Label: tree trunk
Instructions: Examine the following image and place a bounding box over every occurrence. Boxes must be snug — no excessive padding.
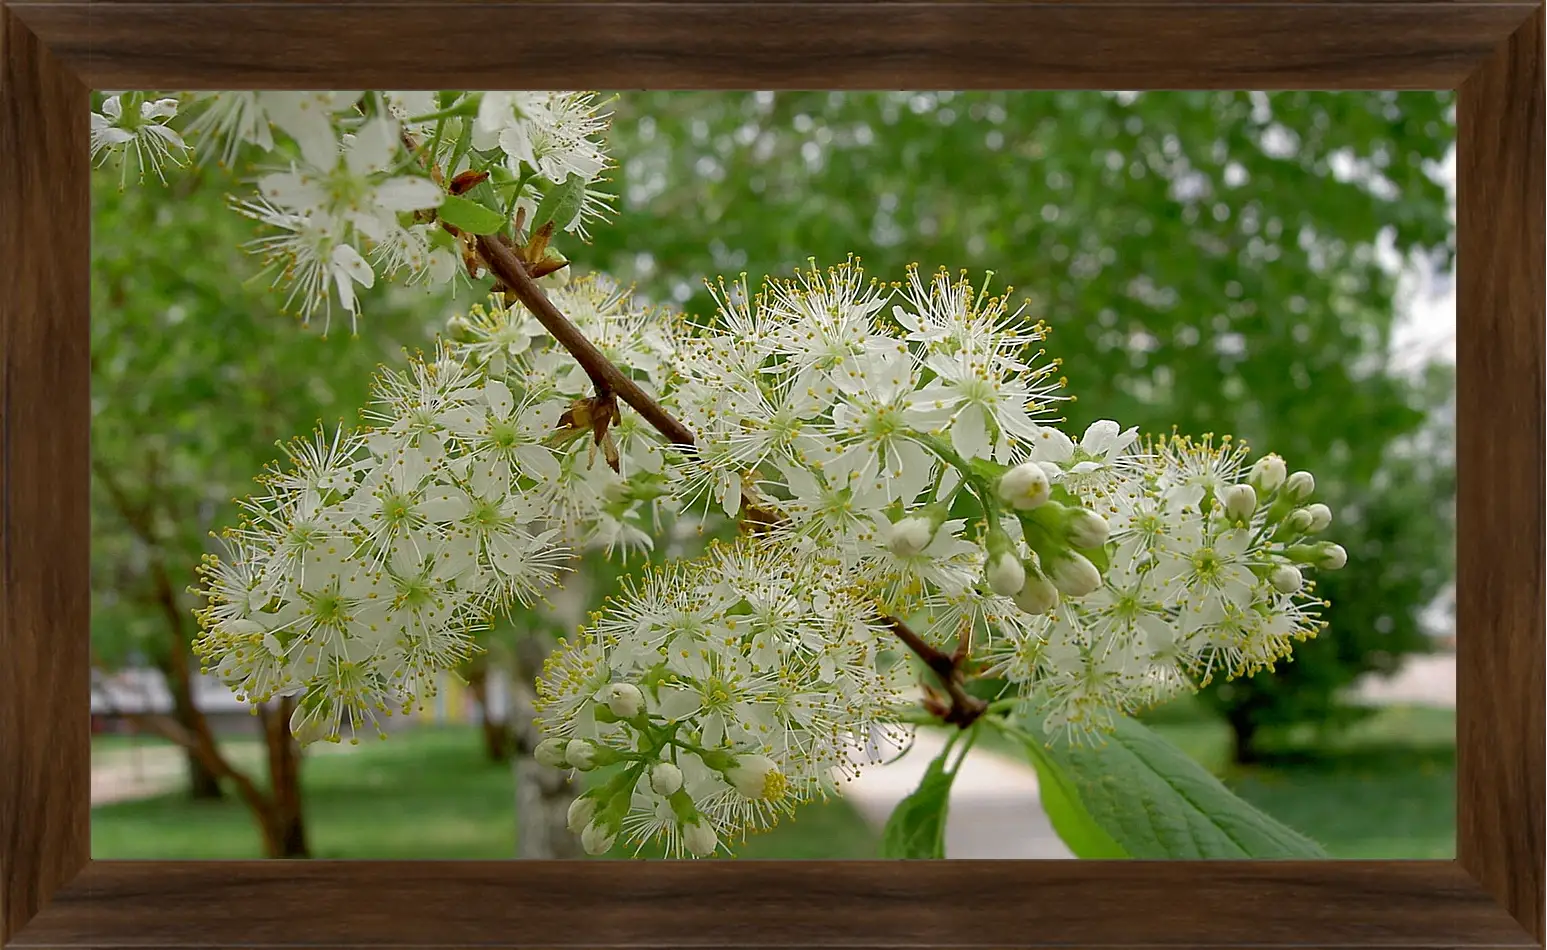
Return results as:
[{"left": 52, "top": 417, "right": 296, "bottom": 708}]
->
[
  {"left": 159, "top": 655, "right": 225, "bottom": 800},
  {"left": 465, "top": 658, "right": 512, "bottom": 763},
  {"left": 259, "top": 697, "right": 310, "bottom": 858},
  {"left": 510, "top": 634, "right": 582, "bottom": 858},
  {"left": 1226, "top": 704, "right": 1262, "bottom": 765}
]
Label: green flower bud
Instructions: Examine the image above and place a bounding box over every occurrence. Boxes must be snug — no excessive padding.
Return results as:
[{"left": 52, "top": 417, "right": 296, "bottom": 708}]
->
[
  {"left": 1221, "top": 484, "right": 1258, "bottom": 522},
  {"left": 533, "top": 737, "right": 570, "bottom": 768},
  {"left": 598, "top": 681, "right": 645, "bottom": 719},
  {"left": 1048, "top": 552, "right": 1102, "bottom": 598},
  {"left": 650, "top": 761, "right": 684, "bottom": 796},
  {"left": 997, "top": 462, "right": 1052, "bottom": 510},
  {"left": 567, "top": 795, "right": 598, "bottom": 834},
  {"left": 1064, "top": 508, "right": 1110, "bottom": 549},
  {"left": 1305, "top": 503, "right": 1333, "bottom": 533},
  {"left": 1284, "top": 471, "right": 1315, "bottom": 501},
  {"left": 682, "top": 816, "right": 719, "bottom": 857},
  {"left": 985, "top": 551, "right": 1027, "bottom": 596},
  {"left": 1269, "top": 564, "right": 1304, "bottom": 594},
  {"left": 1249, "top": 454, "right": 1287, "bottom": 494},
  {"left": 1012, "top": 570, "right": 1060, "bottom": 614},
  {"left": 565, "top": 738, "right": 619, "bottom": 771},
  {"left": 580, "top": 820, "right": 616, "bottom": 855}
]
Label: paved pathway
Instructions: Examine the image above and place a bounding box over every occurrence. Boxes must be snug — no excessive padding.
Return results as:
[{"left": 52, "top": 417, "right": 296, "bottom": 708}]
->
[
  {"left": 843, "top": 729, "right": 1075, "bottom": 859},
  {"left": 91, "top": 740, "right": 358, "bottom": 806},
  {"left": 1348, "top": 652, "right": 1456, "bottom": 707}
]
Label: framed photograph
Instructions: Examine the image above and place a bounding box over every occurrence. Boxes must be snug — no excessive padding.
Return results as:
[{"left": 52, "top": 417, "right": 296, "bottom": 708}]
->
[{"left": 2, "top": 2, "right": 1540, "bottom": 947}]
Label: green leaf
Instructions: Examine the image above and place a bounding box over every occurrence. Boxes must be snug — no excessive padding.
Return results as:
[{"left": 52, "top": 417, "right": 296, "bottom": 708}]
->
[
  {"left": 880, "top": 743, "right": 958, "bottom": 858},
  {"left": 1077, "top": 541, "right": 1110, "bottom": 573},
  {"left": 1019, "top": 708, "right": 1328, "bottom": 858},
  {"left": 531, "top": 174, "right": 587, "bottom": 234},
  {"left": 438, "top": 193, "right": 507, "bottom": 236},
  {"left": 1015, "top": 731, "right": 1129, "bottom": 858}
]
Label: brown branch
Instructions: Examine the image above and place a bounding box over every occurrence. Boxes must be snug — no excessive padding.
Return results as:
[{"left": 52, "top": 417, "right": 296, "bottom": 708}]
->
[
  {"left": 474, "top": 234, "right": 697, "bottom": 446},
  {"left": 883, "top": 615, "right": 987, "bottom": 730},
  {"left": 395, "top": 123, "right": 694, "bottom": 448},
  {"left": 92, "top": 455, "right": 158, "bottom": 546}
]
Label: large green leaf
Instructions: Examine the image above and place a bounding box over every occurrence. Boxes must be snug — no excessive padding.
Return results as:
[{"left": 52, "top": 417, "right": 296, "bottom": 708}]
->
[
  {"left": 437, "top": 193, "right": 507, "bottom": 235},
  {"left": 880, "top": 742, "right": 959, "bottom": 858},
  {"left": 1016, "top": 732, "right": 1129, "bottom": 858},
  {"left": 531, "top": 174, "right": 588, "bottom": 234},
  {"left": 1019, "top": 710, "right": 1328, "bottom": 859}
]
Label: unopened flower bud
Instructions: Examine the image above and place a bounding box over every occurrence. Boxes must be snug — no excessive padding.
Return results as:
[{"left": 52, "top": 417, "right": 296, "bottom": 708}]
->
[
  {"left": 1286, "top": 508, "right": 1315, "bottom": 533},
  {"left": 1064, "top": 508, "right": 1110, "bottom": 549},
  {"left": 1012, "top": 571, "right": 1060, "bottom": 614},
  {"left": 681, "top": 817, "right": 719, "bottom": 857},
  {"left": 1305, "top": 503, "right": 1333, "bottom": 533},
  {"left": 985, "top": 551, "right": 1027, "bottom": 596},
  {"left": 722, "top": 754, "right": 788, "bottom": 801},
  {"left": 888, "top": 515, "right": 936, "bottom": 556},
  {"left": 1317, "top": 542, "right": 1347, "bottom": 570},
  {"left": 565, "top": 738, "right": 602, "bottom": 771},
  {"left": 650, "top": 762, "right": 684, "bottom": 797},
  {"left": 598, "top": 682, "right": 645, "bottom": 719},
  {"left": 567, "top": 795, "right": 598, "bottom": 834},
  {"left": 580, "top": 820, "right": 616, "bottom": 855},
  {"left": 1221, "top": 484, "right": 1258, "bottom": 522},
  {"left": 1049, "top": 553, "right": 1103, "bottom": 598},
  {"left": 1284, "top": 471, "right": 1315, "bottom": 501},
  {"left": 1269, "top": 564, "right": 1304, "bottom": 594},
  {"left": 534, "top": 737, "right": 570, "bottom": 768},
  {"left": 1250, "top": 454, "right": 1287, "bottom": 494},
  {"left": 997, "top": 462, "right": 1051, "bottom": 511}
]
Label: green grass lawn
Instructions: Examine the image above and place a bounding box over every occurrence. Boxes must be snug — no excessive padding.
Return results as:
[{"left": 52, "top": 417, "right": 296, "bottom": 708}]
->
[
  {"left": 93, "top": 700, "right": 1454, "bottom": 860},
  {"left": 972, "top": 698, "right": 1455, "bottom": 859},
  {"left": 1138, "top": 699, "right": 1455, "bottom": 859},
  {"left": 91, "top": 726, "right": 880, "bottom": 860}
]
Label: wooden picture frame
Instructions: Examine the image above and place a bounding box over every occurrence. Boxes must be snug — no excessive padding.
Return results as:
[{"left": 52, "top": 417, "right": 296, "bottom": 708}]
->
[{"left": 2, "top": 1, "right": 1541, "bottom": 947}]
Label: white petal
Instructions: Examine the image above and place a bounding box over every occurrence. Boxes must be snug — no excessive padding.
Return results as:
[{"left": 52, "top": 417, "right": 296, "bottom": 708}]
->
[
  {"left": 484, "top": 379, "right": 515, "bottom": 418},
  {"left": 498, "top": 125, "right": 536, "bottom": 167},
  {"left": 141, "top": 97, "right": 180, "bottom": 121},
  {"left": 1081, "top": 420, "right": 1122, "bottom": 455},
  {"left": 374, "top": 176, "right": 444, "bottom": 212},
  {"left": 331, "top": 243, "right": 375, "bottom": 288},
  {"left": 950, "top": 403, "right": 991, "bottom": 460},
  {"left": 1035, "top": 427, "right": 1075, "bottom": 463},
  {"left": 346, "top": 116, "right": 400, "bottom": 177},
  {"left": 143, "top": 124, "right": 187, "bottom": 150}
]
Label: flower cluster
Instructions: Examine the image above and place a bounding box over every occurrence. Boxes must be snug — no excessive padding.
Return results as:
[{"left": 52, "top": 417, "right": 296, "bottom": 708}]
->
[
  {"left": 193, "top": 278, "right": 675, "bottom": 743},
  {"left": 532, "top": 535, "right": 910, "bottom": 857},
  {"left": 102, "top": 90, "right": 616, "bottom": 334},
  {"left": 974, "top": 432, "right": 1344, "bottom": 738},
  {"left": 664, "top": 259, "right": 1068, "bottom": 615}
]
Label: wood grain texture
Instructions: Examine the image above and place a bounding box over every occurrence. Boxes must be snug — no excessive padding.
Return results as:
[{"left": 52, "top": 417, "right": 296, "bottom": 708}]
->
[
  {"left": 1456, "top": 6, "right": 1547, "bottom": 946},
  {"left": 7, "top": 860, "right": 1540, "bottom": 948},
  {"left": 4, "top": 1, "right": 1538, "bottom": 90},
  {"left": 0, "top": 5, "right": 91, "bottom": 947}
]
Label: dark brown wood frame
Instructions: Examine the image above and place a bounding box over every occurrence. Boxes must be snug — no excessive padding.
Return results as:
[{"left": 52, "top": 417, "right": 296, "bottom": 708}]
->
[{"left": 2, "top": 2, "right": 1541, "bottom": 947}]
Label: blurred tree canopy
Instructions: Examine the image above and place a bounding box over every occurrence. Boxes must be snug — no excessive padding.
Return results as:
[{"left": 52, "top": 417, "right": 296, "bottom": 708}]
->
[
  {"left": 582, "top": 91, "right": 1457, "bottom": 760},
  {"left": 91, "top": 162, "right": 440, "bottom": 844},
  {"left": 91, "top": 92, "right": 1457, "bottom": 773}
]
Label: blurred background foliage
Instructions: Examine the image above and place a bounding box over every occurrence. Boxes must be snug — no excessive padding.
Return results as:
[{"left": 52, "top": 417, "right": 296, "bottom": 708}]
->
[{"left": 90, "top": 91, "right": 1456, "bottom": 858}]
